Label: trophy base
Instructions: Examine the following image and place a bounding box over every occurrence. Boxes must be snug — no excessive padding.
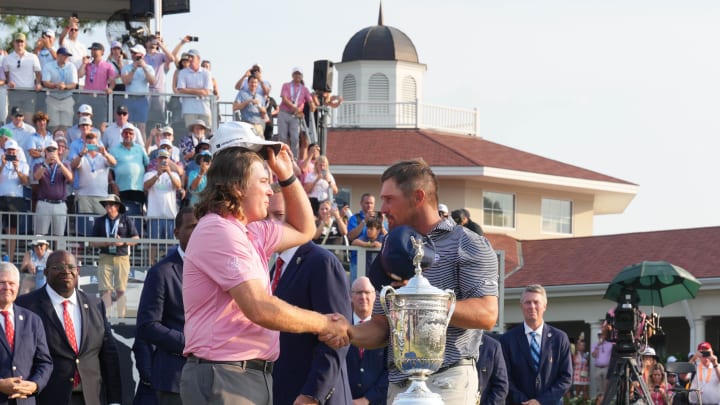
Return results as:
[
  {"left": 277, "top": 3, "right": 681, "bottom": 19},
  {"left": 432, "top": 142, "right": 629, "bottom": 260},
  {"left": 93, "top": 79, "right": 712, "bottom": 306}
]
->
[{"left": 392, "top": 380, "right": 444, "bottom": 405}]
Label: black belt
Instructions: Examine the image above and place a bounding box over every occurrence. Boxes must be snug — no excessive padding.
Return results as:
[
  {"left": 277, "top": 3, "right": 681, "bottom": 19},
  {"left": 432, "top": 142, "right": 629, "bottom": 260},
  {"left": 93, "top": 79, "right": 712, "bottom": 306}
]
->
[
  {"left": 187, "top": 355, "right": 273, "bottom": 373},
  {"left": 436, "top": 358, "right": 475, "bottom": 375},
  {"left": 41, "top": 199, "right": 64, "bottom": 204}
]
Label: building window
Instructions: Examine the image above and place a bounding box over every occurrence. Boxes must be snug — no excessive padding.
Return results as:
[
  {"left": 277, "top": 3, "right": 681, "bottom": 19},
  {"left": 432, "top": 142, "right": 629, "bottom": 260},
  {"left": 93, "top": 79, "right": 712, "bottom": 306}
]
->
[
  {"left": 483, "top": 192, "right": 515, "bottom": 228},
  {"left": 400, "top": 75, "right": 417, "bottom": 125},
  {"left": 368, "top": 73, "right": 389, "bottom": 115},
  {"left": 340, "top": 75, "right": 357, "bottom": 124},
  {"left": 342, "top": 74, "right": 357, "bottom": 101},
  {"left": 541, "top": 198, "right": 572, "bottom": 234}
]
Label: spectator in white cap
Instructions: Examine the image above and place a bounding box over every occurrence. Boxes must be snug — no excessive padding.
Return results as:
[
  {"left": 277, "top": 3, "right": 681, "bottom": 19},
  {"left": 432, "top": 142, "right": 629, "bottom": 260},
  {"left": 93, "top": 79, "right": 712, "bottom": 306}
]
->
[
  {"left": 41, "top": 47, "right": 78, "bottom": 128},
  {"left": 34, "top": 29, "right": 57, "bottom": 71},
  {"left": 0, "top": 138, "right": 30, "bottom": 262},
  {"left": 148, "top": 133, "right": 184, "bottom": 177},
  {"left": 19, "top": 237, "right": 52, "bottom": 293},
  {"left": 121, "top": 44, "right": 155, "bottom": 137},
  {"left": 277, "top": 66, "right": 315, "bottom": 158},
  {"left": 438, "top": 203, "right": 449, "bottom": 219},
  {"left": 102, "top": 104, "right": 144, "bottom": 150},
  {"left": 71, "top": 117, "right": 117, "bottom": 216},
  {"left": 143, "top": 148, "right": 182, "bottom": 263},
  {"left": 33, "top": 139, "right": 72, "bottom": 238},
  {"left": 176, "top": 49, "right": 213, "bottom": 128},
  {"left": 66, "top": 103, "right": 101, "bottom": 142}
]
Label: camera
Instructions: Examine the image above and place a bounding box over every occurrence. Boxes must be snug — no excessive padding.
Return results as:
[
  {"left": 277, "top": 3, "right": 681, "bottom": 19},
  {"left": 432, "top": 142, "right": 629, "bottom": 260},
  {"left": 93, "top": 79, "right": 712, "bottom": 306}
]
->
[
  {"left": 702, "top": 350, "right": 711, "bottom": 357},
  {"left": 135, "top": 55, "right": 142, "bottom": 61},
  {"left": 607, "top": 291, "right": 641, "bottom": 355},
  {"left": 185, "top": 35, "right": 198, "bottom": 42},
  {"left": 161, "top": 161, "right": 168, "bottom": 167},
  {"left": 5, "top": 155, "right": 16, "bottom": 162}
]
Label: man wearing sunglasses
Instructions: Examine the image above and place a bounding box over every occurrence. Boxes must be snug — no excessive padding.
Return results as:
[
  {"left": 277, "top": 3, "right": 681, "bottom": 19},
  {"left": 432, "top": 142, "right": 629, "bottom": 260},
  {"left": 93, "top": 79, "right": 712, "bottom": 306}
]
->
[
  {"left": 1, "top": 33, "right": 42, "bottom": 117},
  {"left": 102, "top": 105, "right": 144, "bottom": 150},
  {"left": 58, "top": 16, "right": 87, "bottom": 70}
]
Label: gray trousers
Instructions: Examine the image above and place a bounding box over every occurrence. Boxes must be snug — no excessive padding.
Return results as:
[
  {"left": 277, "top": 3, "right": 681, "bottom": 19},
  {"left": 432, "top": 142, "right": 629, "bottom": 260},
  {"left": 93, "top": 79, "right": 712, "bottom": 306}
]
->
[{"left": 180, "top": 361, "right": 273, "bottom": 405}]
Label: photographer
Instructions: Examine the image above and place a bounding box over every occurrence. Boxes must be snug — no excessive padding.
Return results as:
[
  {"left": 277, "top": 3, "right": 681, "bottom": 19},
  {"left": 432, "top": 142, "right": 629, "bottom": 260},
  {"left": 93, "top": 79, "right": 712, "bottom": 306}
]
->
[
  {"left": 143, "top": 149, "right": 182, "bottom": 264},
  {"left": 121, "top": 44, "right": 156, "bottom": 137},
  {"left": 233, "top": 75, "right": 268, "bottom": 137},
  {"left": 234, "top": 63, "right": 271, "bottom": 98},
  {"left": 33, "top": 140, "right": 73, "bottom": 236},
  {"left": 34, "top": 30, "right": 57, "bottom": 70},
  {"left": 144, "top": 34, "right": 175, "bottom": 129},
  {"left": 58, "top": 15, "right": 87, "bottom": 70},
  {"left": 689, "top": 342, "right": 720, "bottom": 405}
]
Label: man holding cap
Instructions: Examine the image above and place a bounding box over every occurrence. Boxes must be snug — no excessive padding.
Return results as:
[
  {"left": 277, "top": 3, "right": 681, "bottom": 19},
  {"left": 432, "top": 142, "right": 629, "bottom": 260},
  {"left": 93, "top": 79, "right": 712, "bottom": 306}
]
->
[
  {"left": 278, "top": 67, "right": 315, "bottom": 158},
  {"left": 0, "top": 139, "right": 30, "bottom": 262},
  {"left": 344, "top": 158, "right": 500, "bottom": 405},
  {"left": 1, "top": 33, "right": 42, "bottom": 116},
  {"left": 41, "top": 47, "right": 78, "bottom": 128},
  {"left": 689, "top": 342, "right": 720, "bottom": 405},
  {"left": 176, "top": 49, "right": 213, "bottom": 128}
]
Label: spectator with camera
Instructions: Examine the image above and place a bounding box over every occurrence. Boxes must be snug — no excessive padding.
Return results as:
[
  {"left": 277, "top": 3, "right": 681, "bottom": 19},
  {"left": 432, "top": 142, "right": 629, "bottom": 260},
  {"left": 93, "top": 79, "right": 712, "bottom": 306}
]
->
[
  {"left": 108, "top": 40, "right": 127, "bottom": 92},
  {"left": 302, "top": 155, "right": 337, "bottom": 216},
  {"left": 148, "top": 127, "right": 182, "bottom": 168},
  {"left": 34, "top": 29, "right": 57, "bottom": 70},
  {"left": 66, "top": 103, "right": 101, "bottom": 143},
  {"left": 185, "top": 150, "right": 210, "bottom": 207},
  {"left": 313, "top": 200, "right": 347, "bottom": 246},
  {"left": 41, "top": 47, "right": 78, "bottom": 129},
  {"left": 33, "top": 139, "right": 72, "bottom": 238},
  {"left": 144, "top": 34, "right": 176, "bottom": 127},
  {"left": 0, "top": 139, "right": 30, "bottom": 262},
  {"left": 144, "top": 149, "right": 182, "bottom": 263},
  {"left": 277, "top": 67, "right": 315, "bottom": 158},
  {"left": 689, "top": 342, "right": 720, "bottom": 405},
  {"left": 2, "top": 33, "right": 42, "bottom": 116},
  {"left": 647, "top": 363, "right": 670, "bottom": 405},
  {"left": 79, "top": 42, "right": 117, "bottom": 121},
  {"left": 235, "top": 64, "right": 271, "bottom": 99},
  {"left": 58, "top": 15, "right": 87, "bottom": 70},
  {"left": 121, "top": 44, "right": 156, "bottom": 137},
  {"left": 71, "top": 117, "right": 117, "bottom": 215},
  {"left": 234, "top": 75, "right": 268, "bottom": 137}
]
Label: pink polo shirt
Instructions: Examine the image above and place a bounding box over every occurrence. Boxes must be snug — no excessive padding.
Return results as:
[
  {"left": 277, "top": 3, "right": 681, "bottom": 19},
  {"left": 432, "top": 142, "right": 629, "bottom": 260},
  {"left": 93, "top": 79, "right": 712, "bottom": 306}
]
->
[
  {"left": 279, "top": 81, "right": 313, "bottom": 113},
  {"left": 83, "top": 60, "right": 117, "bottom": 91},
  {"left": 182, "top": 213, "right": 283, "bottom": 361}
]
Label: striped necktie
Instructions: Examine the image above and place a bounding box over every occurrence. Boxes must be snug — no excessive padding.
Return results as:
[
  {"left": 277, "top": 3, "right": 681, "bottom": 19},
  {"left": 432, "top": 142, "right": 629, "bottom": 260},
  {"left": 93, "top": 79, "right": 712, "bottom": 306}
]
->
[{"left": 530, "top": 331, "right": 540, "bottom": 371}]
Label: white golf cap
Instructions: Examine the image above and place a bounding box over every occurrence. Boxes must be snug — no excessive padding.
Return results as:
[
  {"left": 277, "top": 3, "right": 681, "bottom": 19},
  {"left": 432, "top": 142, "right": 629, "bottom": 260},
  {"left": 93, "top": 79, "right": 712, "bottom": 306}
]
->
[{"left": 210, "top": 121, "right": 282, "bottom": 156}]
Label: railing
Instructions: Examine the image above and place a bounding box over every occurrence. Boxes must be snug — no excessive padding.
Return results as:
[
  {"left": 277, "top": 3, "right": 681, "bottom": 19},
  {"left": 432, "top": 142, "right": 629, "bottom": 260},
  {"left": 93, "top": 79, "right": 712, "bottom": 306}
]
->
[
  {"left": 3, "top": 88, "right": 219, "bottom": 132},
  {"left": 332, "top": 100, "right": 479, "bottom": 135}
]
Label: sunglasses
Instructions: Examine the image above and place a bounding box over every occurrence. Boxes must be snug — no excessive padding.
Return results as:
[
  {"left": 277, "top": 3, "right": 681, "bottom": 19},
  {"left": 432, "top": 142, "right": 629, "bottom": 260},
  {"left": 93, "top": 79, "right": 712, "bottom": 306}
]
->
[
  {"left": 69, "top": 28, "right": 79, "bottom": 32},
  {"left": 162, "top": 133, "right": 172, "bottom": 137},
  {"left": 117, "top": 111, "right": 128, "bottom": 116},
  {"left": 16, "top": 60, "right": 21, "bottom": 69}
]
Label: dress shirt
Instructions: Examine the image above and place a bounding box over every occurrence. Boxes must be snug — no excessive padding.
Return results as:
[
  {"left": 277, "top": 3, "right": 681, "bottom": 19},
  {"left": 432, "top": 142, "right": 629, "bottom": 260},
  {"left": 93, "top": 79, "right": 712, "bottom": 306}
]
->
[
  {"left": 0, "top": 305, "right": 14, "bottom": 333},
  {"left": 46, "top": 284, "right": 82, "bottom": 347},
  {"left": 524, "top": 322, "right": 544, "bottom": 348}
]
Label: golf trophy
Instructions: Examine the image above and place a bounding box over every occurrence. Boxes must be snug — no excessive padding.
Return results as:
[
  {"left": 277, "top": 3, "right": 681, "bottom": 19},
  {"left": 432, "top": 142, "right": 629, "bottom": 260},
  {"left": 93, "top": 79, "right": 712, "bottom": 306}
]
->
[{"left": 380, "top": 236, "right": 457, "bottom": 405}]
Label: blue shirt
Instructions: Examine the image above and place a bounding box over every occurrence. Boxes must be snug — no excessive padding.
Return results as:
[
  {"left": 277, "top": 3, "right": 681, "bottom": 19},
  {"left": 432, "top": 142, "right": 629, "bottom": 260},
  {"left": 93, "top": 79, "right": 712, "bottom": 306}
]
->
[
  {"left": 186, "top": 169, "right": 207, "bottom": 206},
  {"left": 121, "top": 63, "right": 156, "bottom": 93},
  {"left": 41, "top": 61, "right": 77, "bottom": 99},
  {"left": 236, "top": 89, "right": 265, "bottom": 124},
  {"left": 24, "top": 133, "right": 54, "bottom": 169},
  {"left": 109, "top": 143, "right": 149, "bottom": 192}
]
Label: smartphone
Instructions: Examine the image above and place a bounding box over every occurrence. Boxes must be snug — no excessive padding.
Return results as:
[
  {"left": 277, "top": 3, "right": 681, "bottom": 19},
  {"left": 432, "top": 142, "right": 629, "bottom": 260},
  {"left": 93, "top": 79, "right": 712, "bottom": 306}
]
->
[
  {"left": 87, "top": 144, "right": 98, "bottom": 152},
  {"left": 5, "top": 155, "right": 16, "bottom": 162}
]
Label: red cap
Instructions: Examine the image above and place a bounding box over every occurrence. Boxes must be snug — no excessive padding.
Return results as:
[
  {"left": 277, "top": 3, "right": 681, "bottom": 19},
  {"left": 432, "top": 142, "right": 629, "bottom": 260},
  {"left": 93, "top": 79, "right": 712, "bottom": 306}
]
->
[{"left": 698, "top": 342, "right": 712, "bottom": 351}]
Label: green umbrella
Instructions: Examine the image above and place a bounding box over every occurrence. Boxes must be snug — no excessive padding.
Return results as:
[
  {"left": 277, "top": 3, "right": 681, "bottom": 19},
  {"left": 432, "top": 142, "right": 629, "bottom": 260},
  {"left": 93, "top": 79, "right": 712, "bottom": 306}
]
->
[{"left": 603, "top": 261, "right": 702, "bottom": 307}]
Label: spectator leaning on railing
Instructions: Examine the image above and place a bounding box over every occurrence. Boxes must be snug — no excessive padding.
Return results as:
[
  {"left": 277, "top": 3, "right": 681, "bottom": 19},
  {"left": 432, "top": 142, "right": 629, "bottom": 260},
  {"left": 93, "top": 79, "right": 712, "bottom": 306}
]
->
[
  {"left": 176, "top": 49, "right": 213, "bottom": 127},
  {"left": 1, "top": 33, "right": 42, "bottom": 115},
  {"left": 121, "top": 44, "right": 156, "bottom": 137},
  {"left": 41, "top": 47, "right": 78, "bottom": 129}
]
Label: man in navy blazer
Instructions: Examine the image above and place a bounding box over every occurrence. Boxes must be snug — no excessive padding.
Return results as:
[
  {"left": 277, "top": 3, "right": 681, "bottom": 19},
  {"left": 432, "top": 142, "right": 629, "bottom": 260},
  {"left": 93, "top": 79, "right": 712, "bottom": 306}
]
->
[
  {"left": 15, "top": 250, "right": 122, "bottom": 405},
  {"left": 346, "top": 277, "right": 388, "bottom": 405},
  {"left": 136, "top": 207, "right": 197, "bottom": 405},
  {"left": 0, "top": 263, "right": 53, "bottom": 404},
  {"left": 269, "top": 192, "right": 352, "bottom": 405},
  {"left": 477, "top": 333, "right": 508, "bottom": 405},
  {"left": 500, "top": 285, "right": 572, "bottom": 405}
]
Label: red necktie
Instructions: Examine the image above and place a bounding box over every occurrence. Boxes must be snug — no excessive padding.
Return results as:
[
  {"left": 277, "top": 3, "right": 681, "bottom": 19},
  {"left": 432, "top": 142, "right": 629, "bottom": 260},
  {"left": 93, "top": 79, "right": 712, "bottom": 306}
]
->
[
  {"left": 271, "top": 257, "right": 284, "bottom": 293},
  {"left": 63, "top": 300, "right": 81, "bottom": 387},
  {"left": 1, "top": 311, "right": 13, "bottom": 352},
  {"left": 358, "top": 319, "right": 364, "bottom": 359}
]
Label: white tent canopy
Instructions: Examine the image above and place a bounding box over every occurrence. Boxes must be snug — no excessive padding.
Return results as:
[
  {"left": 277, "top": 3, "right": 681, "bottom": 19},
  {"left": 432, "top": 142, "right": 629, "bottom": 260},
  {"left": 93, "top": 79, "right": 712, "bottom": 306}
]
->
[{"left": 1, "top": 0, "right": 128, "bottom": 20}]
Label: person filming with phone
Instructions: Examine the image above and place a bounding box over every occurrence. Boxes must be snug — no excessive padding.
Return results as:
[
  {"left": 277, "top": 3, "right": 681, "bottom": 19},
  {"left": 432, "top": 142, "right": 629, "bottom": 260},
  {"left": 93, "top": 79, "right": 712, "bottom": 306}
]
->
[{"left": 689, "top": 342, "right": 720, "bottom": 405}]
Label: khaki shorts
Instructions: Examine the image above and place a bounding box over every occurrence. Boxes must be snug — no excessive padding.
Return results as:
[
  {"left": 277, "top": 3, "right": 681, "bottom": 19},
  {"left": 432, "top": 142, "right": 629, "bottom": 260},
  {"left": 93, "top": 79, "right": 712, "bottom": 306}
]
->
[{"left": 97, "top": 254, "right": 130, "bottom": 292}]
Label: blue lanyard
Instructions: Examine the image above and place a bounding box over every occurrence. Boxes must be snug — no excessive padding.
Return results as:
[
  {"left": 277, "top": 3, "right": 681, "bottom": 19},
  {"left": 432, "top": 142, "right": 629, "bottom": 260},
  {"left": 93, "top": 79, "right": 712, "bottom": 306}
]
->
[
  {"left": 105, "top": 217, "right": 119, "bottom": 238},
  {"left": 290, "top": 84, "right": 301, "bottom": 105},
  {"left": 46, "top": 163, "right": 58, "bottom": 184}
]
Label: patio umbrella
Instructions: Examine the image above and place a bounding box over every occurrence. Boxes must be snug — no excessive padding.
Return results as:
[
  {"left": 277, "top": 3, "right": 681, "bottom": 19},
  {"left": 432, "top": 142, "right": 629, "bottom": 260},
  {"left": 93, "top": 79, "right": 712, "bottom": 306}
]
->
[{"left": 603, "top": 261, "right": 702, "bottom": 307}]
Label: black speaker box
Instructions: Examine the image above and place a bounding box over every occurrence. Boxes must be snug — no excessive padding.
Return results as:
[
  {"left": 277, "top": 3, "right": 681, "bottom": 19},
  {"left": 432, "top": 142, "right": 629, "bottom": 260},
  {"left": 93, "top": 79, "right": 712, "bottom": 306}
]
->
[
  {"left": 130, "top": 0, "right": 190, "bottom": 18},
  {"left": 312, "top": 60, "right": 333, "bottom": 93}
]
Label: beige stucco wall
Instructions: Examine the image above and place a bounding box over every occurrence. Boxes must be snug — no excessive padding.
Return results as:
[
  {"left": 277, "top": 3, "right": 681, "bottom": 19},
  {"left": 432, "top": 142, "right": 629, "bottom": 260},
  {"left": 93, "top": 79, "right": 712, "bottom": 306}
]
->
[{"left": 335, "top": 175, "right": 596, "bottom": 239}]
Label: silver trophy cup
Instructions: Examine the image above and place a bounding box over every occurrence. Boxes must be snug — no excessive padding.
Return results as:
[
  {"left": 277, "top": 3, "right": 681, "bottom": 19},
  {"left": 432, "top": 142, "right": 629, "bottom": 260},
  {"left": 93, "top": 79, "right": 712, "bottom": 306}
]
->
[{"left": 380, "top": 236, "right": 457, "bottom": 405}]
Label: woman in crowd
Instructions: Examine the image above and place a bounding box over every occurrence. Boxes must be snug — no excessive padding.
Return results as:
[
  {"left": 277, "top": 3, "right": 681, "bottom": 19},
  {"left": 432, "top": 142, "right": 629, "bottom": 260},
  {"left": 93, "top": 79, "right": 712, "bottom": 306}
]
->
[
  {"left": 572, "top": 338, "right": 590, "bottom": 401},
  {"left": 302, "top": 155, "right": 337, "bottom": 216},
  {"left": 647, "top": 363, "right": 670, "bottom": 405},
  {"left": 312, "top": 200, "right": 347, "bottom": 245}
]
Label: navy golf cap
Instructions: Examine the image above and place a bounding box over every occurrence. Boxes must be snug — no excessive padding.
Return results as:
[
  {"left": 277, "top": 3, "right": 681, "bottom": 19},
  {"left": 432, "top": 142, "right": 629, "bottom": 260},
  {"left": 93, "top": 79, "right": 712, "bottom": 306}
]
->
[{"left": 368, "top": 225, "right": 436, "bottom": 290}]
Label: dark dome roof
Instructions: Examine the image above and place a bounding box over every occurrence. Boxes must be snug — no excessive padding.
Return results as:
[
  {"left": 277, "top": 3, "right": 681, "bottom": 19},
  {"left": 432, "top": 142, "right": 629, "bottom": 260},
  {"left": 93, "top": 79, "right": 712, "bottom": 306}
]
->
[{"left": 341, "top": 8, "right": 419, "bottom": 63}]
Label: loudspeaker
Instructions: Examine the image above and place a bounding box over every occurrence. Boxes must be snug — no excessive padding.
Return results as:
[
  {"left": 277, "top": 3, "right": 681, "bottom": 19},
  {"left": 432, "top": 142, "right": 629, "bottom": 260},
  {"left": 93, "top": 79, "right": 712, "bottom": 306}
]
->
[
  {"left": 312, "top": 60, "right": 333, "bottom": 93},
  {"left": 130, "top": 0, "right": 190, "bottom": 18}
]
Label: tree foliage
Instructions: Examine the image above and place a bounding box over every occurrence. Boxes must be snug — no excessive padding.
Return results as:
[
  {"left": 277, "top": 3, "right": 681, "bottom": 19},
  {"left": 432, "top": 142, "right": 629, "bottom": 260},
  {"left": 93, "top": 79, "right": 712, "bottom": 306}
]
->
[{"left": 1, "top": 15, "right": 103, "bottom": 52}]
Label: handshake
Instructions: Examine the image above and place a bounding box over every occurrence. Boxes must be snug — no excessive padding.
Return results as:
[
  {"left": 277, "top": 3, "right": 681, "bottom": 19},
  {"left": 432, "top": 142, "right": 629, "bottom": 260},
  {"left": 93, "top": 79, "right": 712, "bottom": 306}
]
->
[{"left": 318, "top": 313, "right": 354, "bottom": 348}]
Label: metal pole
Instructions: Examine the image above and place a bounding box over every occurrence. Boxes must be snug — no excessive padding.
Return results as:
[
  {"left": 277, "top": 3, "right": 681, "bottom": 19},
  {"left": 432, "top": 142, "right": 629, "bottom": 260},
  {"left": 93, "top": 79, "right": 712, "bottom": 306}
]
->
[{"left": 153, "top": 0, "right": 163, "bottom": 34}]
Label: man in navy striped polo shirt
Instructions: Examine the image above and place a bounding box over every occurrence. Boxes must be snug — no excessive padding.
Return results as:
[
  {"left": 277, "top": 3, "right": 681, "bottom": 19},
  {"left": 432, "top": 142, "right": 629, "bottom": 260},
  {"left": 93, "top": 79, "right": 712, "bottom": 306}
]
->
[{"left": 348, "top": 158, "right": 500, "bottom": 405}]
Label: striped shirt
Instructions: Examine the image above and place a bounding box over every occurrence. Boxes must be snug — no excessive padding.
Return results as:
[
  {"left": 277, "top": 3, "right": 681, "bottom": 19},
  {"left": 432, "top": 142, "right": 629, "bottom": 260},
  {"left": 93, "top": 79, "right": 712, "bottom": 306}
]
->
[{"left": 373, "top": 218, "right": 499, "bottom": 383}]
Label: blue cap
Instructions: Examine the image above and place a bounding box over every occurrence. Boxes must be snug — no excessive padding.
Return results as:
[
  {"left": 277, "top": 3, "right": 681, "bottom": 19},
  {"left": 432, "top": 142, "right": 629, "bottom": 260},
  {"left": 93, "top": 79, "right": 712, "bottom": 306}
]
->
[
  {"left": 368, "top": 225, "right": 435, "bottom": 290},
  {"left": 57, "top": 47, "right": 72, "bottom": 56}
]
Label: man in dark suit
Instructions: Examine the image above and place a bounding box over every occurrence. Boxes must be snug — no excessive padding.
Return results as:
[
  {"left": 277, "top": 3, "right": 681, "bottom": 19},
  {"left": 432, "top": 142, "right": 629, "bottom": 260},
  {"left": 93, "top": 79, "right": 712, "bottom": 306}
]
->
[
  {"left": 0, "top": 262, "right": 53, "bottom": 404},
  {"left": 477, "top": 334, "right": 508, "bottom": 405},
  {"left": 136, "top": 207, "right": 197, "bottom": 405},
  {"left": 269, "top": 191, "right": 353, "bottom": 405},
  {"left": 16, "top": 250, "right": 122, "bottom": 405},
  {"left": 500, "top": 284, "right": 572, "bottom": 405},
  {"left": 346, "top": 277, "right": 387, "bottom": 405}
]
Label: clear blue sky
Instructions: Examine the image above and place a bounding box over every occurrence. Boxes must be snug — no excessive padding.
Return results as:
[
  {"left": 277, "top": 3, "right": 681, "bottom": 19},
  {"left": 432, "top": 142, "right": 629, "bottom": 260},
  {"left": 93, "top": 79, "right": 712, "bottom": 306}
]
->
[{"left": 43, "top": 1, "right": 720, "bottom": 235}]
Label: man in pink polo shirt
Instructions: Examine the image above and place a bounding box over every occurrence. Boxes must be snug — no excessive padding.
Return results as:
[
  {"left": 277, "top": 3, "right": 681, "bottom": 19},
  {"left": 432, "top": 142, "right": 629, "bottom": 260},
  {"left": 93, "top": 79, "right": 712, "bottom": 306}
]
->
[
  {"left": 277, "top": 67, "right": 314, "bottom": 158},
  {"left": 79, "top": 42, "right": 116, "bottom": 122},
  {"left": 180, "top": 121, "right": 350, "bottom": 405}
]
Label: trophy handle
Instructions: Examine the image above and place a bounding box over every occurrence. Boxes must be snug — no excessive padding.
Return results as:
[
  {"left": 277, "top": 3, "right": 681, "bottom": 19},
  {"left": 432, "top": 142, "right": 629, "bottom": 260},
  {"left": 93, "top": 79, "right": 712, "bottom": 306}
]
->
[
  {"left": 380, "top": 285, "right": 396, "bottom": 315},
  {"left": 445, "top": 289, "right": 457, "bottom": 320}
]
